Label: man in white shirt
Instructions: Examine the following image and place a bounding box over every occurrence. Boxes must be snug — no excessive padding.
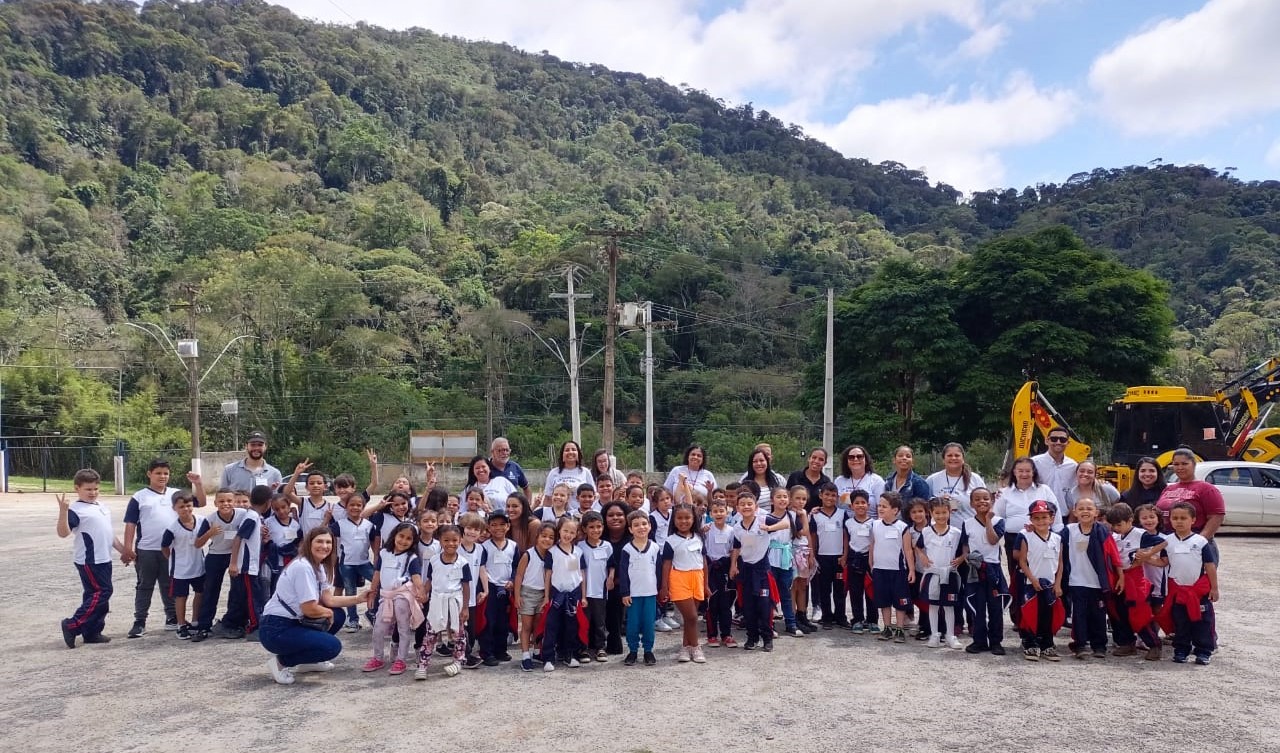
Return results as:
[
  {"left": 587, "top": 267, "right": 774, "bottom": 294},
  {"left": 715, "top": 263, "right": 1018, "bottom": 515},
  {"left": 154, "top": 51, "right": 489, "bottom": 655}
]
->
[{"left": 1032, "top": 428, "right": 1078, "bottom": 524}]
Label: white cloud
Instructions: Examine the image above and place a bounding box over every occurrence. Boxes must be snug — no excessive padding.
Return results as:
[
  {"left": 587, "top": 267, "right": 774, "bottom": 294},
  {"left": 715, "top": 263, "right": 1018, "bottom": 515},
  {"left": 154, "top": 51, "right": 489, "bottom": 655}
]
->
[
  {"left": 276, "top": 0, "right": 987, "bottom": 104},
  {"left": 956, "top": 23, "right": 1008, "bottom": 59},
  {"left": 1266, "top": 138, "right": 1280, "bottom": 169},
  {"left": 1088, "top": 0, "right": 1280, "bottom": 137},
  {"left": 806, "top": 73, "right": 1078, "bottom": 192}
]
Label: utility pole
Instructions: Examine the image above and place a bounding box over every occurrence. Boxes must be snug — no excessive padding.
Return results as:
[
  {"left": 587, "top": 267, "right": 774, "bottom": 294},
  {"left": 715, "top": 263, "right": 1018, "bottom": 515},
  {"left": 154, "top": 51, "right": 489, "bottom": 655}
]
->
[
  {"left": 549, "top": 267, "right": 592, "bottom": 446},
  {"left": 587, "top": 228, "right": 639, "bottom": 452},
  {"left": 822, "top": 288, "right": 835, "bottom": 477},
  {"left": 183, "top": 286, "right": 202, "bottom": 476},
  {"left": 636, "top": 302, "right": 675, "bottom": 473}
]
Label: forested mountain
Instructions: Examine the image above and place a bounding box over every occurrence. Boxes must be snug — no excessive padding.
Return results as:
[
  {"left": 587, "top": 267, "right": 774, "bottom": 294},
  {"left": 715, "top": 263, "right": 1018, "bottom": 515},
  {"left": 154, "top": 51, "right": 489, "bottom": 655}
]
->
[{"left": 1, "top": 0, "right": 1277, "bottom": 479}]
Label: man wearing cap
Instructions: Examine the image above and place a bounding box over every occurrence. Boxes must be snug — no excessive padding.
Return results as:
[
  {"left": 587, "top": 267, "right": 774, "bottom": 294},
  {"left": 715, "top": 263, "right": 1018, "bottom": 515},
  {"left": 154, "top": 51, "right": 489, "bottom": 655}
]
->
[{"left": 220, "top": 432, "right": 283, "bottom": 493}]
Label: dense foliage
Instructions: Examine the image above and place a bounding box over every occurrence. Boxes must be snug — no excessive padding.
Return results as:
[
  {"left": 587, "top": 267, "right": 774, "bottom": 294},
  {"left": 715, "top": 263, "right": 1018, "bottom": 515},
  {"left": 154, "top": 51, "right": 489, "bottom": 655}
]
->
[{"left": 0, "top": 0, "right": 1273, "bottom": 479}]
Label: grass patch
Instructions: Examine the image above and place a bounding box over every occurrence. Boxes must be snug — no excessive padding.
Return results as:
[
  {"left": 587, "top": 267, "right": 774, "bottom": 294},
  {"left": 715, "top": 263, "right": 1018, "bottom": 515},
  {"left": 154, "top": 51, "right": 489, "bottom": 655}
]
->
[{"left": 3, "top": 475, "right": 77, "bottom": 492}]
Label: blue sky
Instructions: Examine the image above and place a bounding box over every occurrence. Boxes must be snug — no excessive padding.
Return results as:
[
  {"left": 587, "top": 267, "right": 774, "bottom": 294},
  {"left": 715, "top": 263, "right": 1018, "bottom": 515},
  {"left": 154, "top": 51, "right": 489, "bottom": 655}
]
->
[{"left": 272, "top": 0, "right": 1280, "bottom": 194}]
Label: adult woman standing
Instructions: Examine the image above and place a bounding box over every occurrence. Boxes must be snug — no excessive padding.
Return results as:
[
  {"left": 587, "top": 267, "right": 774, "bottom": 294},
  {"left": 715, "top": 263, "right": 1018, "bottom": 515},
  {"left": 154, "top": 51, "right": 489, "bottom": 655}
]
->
[
  {"left": 261, "top": 527, "right": 368, "bottom": 685},
  {"left": 664, "top": 445, "right": 718, "bottom": 504},
  {"left": 1062, "top": 461, "right": 1119, "bottom": 521},
  {"left": 1119, "top": 457, "right": 1166, "bottom": 508},
  {"left": 835, "top": 445, "right": 885, "bottom": 510},
  {"left": 542, "top": 440, "right": 595, "bottom": 502},
  {"left": 461, "top": 455, "right": 517, "bottom": 514},
  {"left": 885, "top": 446, "right": 931, "bottom": 520},
  {"left": 591, "top": 449, "right": 626, "bottom": 489},
  {"left": 741, "top": 449, "right": 782, "bottom": 509},
  {"left": 786, "top": 447, "right": 833, "bottom": 511},
  {"left": 993, "top": 456, "right": 1059, "bottom": 623},
  {"left": 1156, "top": 449, "right": 1226, "bottom": 540},
  {"left": 925, "top": 442, "right": 985, "bottom": 523}
]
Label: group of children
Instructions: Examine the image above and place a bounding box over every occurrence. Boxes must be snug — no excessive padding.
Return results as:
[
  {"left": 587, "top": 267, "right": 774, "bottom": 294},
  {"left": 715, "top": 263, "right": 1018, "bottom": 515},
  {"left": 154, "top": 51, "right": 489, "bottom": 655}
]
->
[{"left": 55, "top": 458, "right": 1222, "bottom": 677}]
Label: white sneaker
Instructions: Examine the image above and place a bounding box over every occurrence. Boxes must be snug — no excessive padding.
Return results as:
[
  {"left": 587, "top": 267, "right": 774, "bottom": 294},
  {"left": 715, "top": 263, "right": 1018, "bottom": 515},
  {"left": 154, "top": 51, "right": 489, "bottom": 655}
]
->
[
  {"left": 265, "top": 658, "right": 295, "bottom": 685},
  {"left": 414, "top": 663, "right": 428, "bottom": 681},
  {"left": 543, "top": 661, "right": 556, "bottom": 673},
  {"left": 946, "top": 635, "right": 963, "bottom": 650},
  {"left": 654, "top": 619, "right": 673, "bottom": 633},
  {"left": 926, "top": 634, "right": 941, "bottom": 649},
  {"left": 690, "top": 646, "right": 707, "bottom": 663},
  {"left": 664, "top": 615, "right": 682, "bottom": 629},
  {"left": 791, "top": 628, "right": 804, "bottom": 637},
  {"left": 294, "top": 661, "right": 335, "bottom": 673},
  {"left": 567, "top": 658, "right": 581, "bottom": 668},
  {"left": 444, "top": 662, "right": 461, "bottom": 676},
  {"left": 343, "top": 622, "right": 359, "bottom": 633},
  {"left": 677, "top": 646, "right": 692, "bottom": 663}
]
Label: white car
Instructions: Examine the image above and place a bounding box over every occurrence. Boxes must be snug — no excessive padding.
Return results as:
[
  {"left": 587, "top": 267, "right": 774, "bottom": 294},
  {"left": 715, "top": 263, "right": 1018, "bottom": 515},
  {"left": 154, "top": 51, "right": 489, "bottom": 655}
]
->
[{"left": 1183, "top": 460, "right": 1280, "bottom": 529}]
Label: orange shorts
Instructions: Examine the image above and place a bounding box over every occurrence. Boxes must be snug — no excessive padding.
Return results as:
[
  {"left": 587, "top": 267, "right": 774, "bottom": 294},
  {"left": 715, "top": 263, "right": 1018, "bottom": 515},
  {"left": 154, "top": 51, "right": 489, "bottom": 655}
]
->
[{"left": 668, "top": 568, "right": 706, "bottom": 602}]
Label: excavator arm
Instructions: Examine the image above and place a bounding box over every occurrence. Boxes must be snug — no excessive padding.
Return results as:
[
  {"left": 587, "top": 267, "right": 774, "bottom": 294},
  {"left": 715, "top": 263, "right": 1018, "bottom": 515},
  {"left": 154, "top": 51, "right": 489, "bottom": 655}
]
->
[
  {"left": 1216, "top": 358, "right": 1280, "bottom": 458},
  {"left": 1010, "top": 381, "right": 1092, "bottom": 462}
]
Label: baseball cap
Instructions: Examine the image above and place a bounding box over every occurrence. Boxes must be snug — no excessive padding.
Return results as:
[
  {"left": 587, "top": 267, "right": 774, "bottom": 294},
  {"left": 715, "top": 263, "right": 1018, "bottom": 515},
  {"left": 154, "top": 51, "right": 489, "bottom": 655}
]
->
[
  {"left": 246, "top": 431, "right": 267, "bottom": 443},
  {"left": 487, "top": 511, "right": 511, "bottom": 523},
  {"left": 1028, "top": 499, "right": 1056, "bottom": 516}
]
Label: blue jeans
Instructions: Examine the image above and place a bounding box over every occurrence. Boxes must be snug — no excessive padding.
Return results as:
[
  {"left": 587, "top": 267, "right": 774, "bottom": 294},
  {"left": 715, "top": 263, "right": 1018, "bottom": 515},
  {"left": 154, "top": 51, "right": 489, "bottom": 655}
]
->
[
  {"left": 260, "top": 614, "right": 344, "bottom": 667},
  {"left": 771, "top": 566, "right": 797, "bottom": 630},
  {"left": 338, "top": 563, "right": 374, "bottom": 622},
  {"left": 625, "top": 595, "right": 656, "bottom": 652}
]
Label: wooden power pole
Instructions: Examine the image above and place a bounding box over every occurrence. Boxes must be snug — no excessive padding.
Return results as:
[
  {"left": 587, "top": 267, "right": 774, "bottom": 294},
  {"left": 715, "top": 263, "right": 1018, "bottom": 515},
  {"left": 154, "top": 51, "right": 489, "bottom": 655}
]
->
[{"left": 586, "top": 228, "right": 639, "bottom": 452}]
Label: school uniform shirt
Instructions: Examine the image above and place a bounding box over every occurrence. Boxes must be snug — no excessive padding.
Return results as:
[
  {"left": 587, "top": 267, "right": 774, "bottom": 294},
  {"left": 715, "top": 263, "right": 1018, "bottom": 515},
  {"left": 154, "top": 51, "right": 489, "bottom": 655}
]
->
[
  {"left": 1019, "top": 531, "right": 1062, "bottom": 584},
  {"left": 539, "top": 507, "right": 573, "bottom": 523},
  {"left": 844, "top": 515, "right": 875, "bottom": 554},
  {"left": 368, "top": 511, "right": 411, "bottom": 542},
  {"left": 460, "top": 477, "right": 518, "bottom": 514},
  {"left": 618, "top": 540, "right": 661, "bottom": 597},
  {"left": 1162, "top": 532, "right": 1215, "bottom": 586},
  {"left": 918, "top": 524, "right": 964, "bottom": 577},
  {"left": 67, "top": 500, "right": 115, "bottom": 565},
  {"left": 1063, "top": 523, "right": 1102, "bottom": 589},
  {"left": 663, "top": 533, "right": 706, "bottom": 572},
  {"left": 297, "top": 498, "right": 333, "bottom": 535},
  {"left": 543, "top": 466, "right": 595, "bottom": 498},
  {"left": 704, "top": 524, "right": 734, "bottom": 562},
  {"left": 520, "top": 548, "right": 552, "bottom": 590},
  {"left": 808, "top": 507, "right": 848, "bottom": 556},
  {"left": 925, "top": 470, "right": 987, "bottom": 523},
  {"left": 995, "top": 484, "right": 1062, "bottom": 535},
  {"left": 835, "top": 473, "right": 886, "bottom": 509},
  {"left": 123, "top": 486, "right": 179, "bottom": 551},
  {"left": 870, "top": 519, "right": 909, "bottom": 571},
  {"left": 577, "top": 540, "right": 614, "bottom": 598},
  {"left": 650, "top": 509, "right": 673, "bottom": 551},
  {"left": 374, "top": 550, "right": 422, "bottom": 588},
  {"left": 264, "top": 515, "right": 301, "bottom": 552},
  {"left": 161, "top": 519, "right": 206, "bottom": 580},
  {"left": 731, "top": 517, "right": 771, "bottom": 566},
  {"left": 197, "top": 509, "right": 244, "bottom": 556},
  {"left": 908, "top": 526, "right": 929, "bottom": 572},
  {"left": 764, "top": 512, "right": 797, "bottom": 569},
  {"left": 459, "top": 542, "right": 483, "bottom": 605},
  {"left": 234, "top": 510, "right": 263, "bottom": 576},
  {"left": 336, "top": 514, "right": 376, "bottom": 566},
  {"left": 548, "top": 543, "right": 587, "bottom": 593},
  {"left": 1114, "top": 527, "right": 1165, "bottom": 567},
  {"left": 263, "top": 559, "right": 323, "bottom": 619},
  {"left": 425, "top": 552, "right": 472, "bottom": 594},
  {"left": 480, "top": 539, "right": 519, "bottom": 588},
  {"left": 1141, "top": 531, "right": 1170, "bottom": 598},
  {"left": 961, "top": 516, "right": 1006, "bottom": 564}
]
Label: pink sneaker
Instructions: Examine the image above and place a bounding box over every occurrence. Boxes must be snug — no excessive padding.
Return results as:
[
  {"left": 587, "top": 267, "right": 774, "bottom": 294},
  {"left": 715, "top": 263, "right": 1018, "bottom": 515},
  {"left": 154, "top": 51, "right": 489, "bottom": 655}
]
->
[
  {"left": 388, "top": 659, "right": 407, "bottom": 675},
  {"left": 362, "top": 657, "right": 385, "bottom": 672},
  {"left": 705, "top": 637, "right": 720, "bottom": 647},
  {"left": 722, "top": 636, "right": 738, "bottom": 648}
]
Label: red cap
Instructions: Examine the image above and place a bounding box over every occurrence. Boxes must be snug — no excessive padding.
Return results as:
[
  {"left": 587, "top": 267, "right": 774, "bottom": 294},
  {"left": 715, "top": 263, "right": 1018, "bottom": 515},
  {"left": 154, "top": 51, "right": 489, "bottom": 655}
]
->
[{"left": 1028, "top": 499, "right": 1056, "bottom": 516}]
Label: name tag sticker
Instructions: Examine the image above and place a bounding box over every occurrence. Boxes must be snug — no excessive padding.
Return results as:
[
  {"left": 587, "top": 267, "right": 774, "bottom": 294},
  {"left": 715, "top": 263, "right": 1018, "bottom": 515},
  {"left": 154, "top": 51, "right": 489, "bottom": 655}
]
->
[
  {"left": 688, "top": 540, "right": 703, "bottom": 553},
  {"left": 822, "top": 522, "right": 838, "bottom": 533},
  {"left": 224, "top": 528, "right": 240, "bottom": 541},
  {"left": 884, "top": 530, "right": 898, "bottom": 540},
  {"left": 713, "top": 531, "right": 731, "bottom": 544},
  {"left": 856, "top": 526, "right": 871, "bottom": 538},
  {"left": 593, "top": 547, "right": 610, "bottom": 560},
  {"left": 1043, "top": 549, "right": 1057, "bottom": 559}
]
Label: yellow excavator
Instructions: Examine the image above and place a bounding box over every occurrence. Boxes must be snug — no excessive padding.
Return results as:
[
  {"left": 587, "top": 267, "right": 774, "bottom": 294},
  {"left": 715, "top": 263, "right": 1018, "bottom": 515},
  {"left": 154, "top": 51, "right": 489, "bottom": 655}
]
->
[{"left": 1011, "top": 359, "right": 1280, "bottom": 490}]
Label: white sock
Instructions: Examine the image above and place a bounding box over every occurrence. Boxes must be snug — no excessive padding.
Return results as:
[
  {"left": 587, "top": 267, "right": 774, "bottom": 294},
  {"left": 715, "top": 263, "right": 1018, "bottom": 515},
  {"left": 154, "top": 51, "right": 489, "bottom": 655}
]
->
[{"left": 522, "top": 650, "right": 531, "bottom": 660}]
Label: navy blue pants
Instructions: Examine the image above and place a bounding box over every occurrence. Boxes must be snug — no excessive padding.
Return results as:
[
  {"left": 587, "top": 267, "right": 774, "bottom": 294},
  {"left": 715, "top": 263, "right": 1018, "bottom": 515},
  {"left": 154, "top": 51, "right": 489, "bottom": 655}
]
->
[
  {"left": 1171, "top": 600, "right": 1216, "bottom": 657},
  {"left": 260, "top": 612, "right": 346, "bottom": 667},
  {"left": 541, "top": 588, "right": 580, "bottom": 664},
  {"left": 964, "top": 565, "right": 1007, "bottom": 649},
  {"left": 482, "top": 586, "right": 511, "bottom": 659},
  {"left": 66, "top": 562, "right": 113, "bottom": 638},
  {"left": 812, "top": 554, "right": 846, "bottom": 624},
  {"left": 224, "top": 572, "right": 265, "bottom": 632},
  {"left": 738, "top": 558, "right": 772, "bottom": 643},
  {"left": 706, "top": 558, "right": 734, "bottom": 639},
  {"left": 1069, "top": 586, "right": 1108, "bottom": 653},
  {"left": 197, "top": 553, "right": 230, "bottom": 631},
  {"left": 1110, "top": 593, "right": 1158, "bottom": 648},
  {"left": 845, "top": 552, "right": 874, "bottom": 624}
]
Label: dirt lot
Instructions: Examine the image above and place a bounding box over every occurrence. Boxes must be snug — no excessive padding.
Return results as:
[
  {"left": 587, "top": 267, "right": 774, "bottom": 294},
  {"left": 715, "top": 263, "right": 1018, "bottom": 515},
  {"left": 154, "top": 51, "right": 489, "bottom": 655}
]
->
[{"left": 2, "top": 493, "right": 1277, "bottom": 753}]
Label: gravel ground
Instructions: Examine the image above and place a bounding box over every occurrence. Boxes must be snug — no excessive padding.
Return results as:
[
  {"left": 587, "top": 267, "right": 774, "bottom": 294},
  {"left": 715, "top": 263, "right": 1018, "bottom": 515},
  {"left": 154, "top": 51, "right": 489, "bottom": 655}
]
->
[{"left": 3, "top": 493, "right": 1277, "bottom": 753}]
